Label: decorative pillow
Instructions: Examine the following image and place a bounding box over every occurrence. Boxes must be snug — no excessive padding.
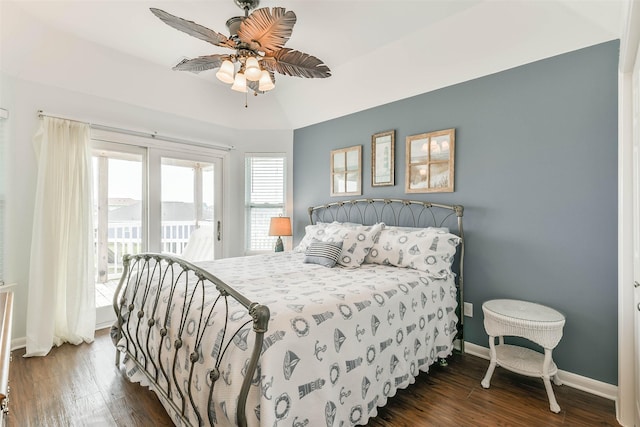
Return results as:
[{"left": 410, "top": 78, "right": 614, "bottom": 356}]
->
[
  {"left": 320, "top": 222, "right": 385, "bottom": 268},
  {"left": 365, "top": 227, "right": 461, "bottom": 277},
  {"left": 303, "top": 240, "right": 343, "bottom": 268},
  {"left": 383, "top": 225, "right": 449, "bottom": 233},
  {"left": 293, "top": 222, "right": 332, "bottom": 253},
  {"left": 293, "top": 221, "right": 365, "bottom": 253}
]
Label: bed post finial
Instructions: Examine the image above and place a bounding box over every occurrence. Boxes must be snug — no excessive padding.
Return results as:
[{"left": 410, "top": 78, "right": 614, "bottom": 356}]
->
[
  {"left": 250, "top": 303, "right": 271, "bottom": 334},
  {"left": 308, "top": 207, "right": 314, "bottom": 225},
  {"left": 453, "top": 205, "right": 464, "bottom": 217}
]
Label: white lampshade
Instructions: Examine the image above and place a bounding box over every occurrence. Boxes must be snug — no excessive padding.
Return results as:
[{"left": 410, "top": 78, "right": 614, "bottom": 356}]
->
[
  {"left": 244, "top": 57, "right": 261, "bottom": 81},
  {"left": 216, "top": 60, "right": 235, "bottom": 84},
  {"left": 231, "top": 72, "right": 247, "bottom": 92},
  {"left": 258, "top": 70, "right": 275, "bottom": 92}
]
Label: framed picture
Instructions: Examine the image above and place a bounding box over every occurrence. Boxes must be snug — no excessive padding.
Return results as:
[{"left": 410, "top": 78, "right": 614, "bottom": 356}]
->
[
  {"left": 330, "top": 145, "right": 362, "bottom": 196},
  {"left": 405, "top": 128, "right": 455, "bottom": 193},
  {"left": 371, "top": 130, "right": 395, "bottom": 187}
]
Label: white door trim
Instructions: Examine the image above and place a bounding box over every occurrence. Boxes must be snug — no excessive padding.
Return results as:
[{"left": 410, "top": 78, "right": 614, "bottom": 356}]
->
[
  {"left": 618, "top": 2, "right": 640, "bottom": 425},
  {"left": 619, "top": 69, "right": 636, "bottom": 427}
]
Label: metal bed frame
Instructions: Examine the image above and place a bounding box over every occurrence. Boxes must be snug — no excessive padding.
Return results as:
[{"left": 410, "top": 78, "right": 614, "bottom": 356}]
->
[
  {"left": 308, "top": 198, "right": 465, "bottom": 351},
  {"left": 112, "top": 198, "right": 464, "bottom": 427}
]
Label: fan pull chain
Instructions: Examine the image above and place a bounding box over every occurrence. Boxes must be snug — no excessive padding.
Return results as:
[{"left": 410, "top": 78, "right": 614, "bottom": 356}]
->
[{"left": 245, "top": 90, "right": 248, "bottom": 108}]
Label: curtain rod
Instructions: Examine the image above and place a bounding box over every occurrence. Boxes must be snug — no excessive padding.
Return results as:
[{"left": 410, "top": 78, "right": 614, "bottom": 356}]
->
[{"left": 37, "top": 110, "right": 235, "bottom": 151}]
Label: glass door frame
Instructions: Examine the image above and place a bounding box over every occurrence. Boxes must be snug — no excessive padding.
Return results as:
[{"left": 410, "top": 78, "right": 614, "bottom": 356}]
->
[
  {"left": 151, "top": 149, "right": 224, "bottom": 259},
  {"left": 92, "top": 140, "right": 148, "bottom": 280},
  {"left": 92, "top": 128, "right": 227, "bottom": 258},
  {"left": 91, "top": 129, "right": 227, "bottom": 327}
]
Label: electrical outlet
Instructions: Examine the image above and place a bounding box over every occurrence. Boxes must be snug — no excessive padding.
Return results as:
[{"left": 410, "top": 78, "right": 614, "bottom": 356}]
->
[{"left": 464, "top": 302, "right": 473, "bottom": 317}]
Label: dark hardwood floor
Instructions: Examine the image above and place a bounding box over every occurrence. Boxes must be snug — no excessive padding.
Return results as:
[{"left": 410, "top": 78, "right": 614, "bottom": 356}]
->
[{"left": 9, "top": 328, "right": 618, "bottom": 426}]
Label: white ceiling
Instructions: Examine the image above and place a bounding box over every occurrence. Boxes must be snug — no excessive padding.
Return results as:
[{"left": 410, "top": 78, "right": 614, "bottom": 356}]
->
[{"left": 0, "top": 0, "right": 625, "bottom": 130}]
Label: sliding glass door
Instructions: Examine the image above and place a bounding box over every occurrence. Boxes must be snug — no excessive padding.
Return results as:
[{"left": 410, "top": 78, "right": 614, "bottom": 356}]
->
[
  {"left": 160, "top": 155, "right": 221, "bottom": 260},
  {"left": 91, "top": 139, "right": 224, "bottom": 326},
  {"left": 92, "top": 144, "right": 145, "bottom": 326}
]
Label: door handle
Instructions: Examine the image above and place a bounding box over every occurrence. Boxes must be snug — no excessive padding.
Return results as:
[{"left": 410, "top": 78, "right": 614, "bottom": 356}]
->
[
  {"left": 638, "top": 303, "right": 640, "bottom": 312},
  {"left": 635, "top": 281, "right": 640, "bottom": 288},
  {"left": 217, "top": 221, "right": 221, "bottom": 241}
]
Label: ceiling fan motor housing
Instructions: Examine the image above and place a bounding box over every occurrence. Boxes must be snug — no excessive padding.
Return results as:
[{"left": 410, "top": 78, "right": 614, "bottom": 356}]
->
[
  {"left": 227, "top": 0, "right": 259, "bottom": 35},
  {"left": 234, "top": 0, "right": 260, "bottom": 13},
  {"left": 226, "top": 16, "right": 245, "bottom": 37}
]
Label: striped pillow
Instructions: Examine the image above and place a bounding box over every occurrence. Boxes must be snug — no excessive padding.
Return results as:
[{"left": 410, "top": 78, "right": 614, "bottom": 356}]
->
[{"left": 303, "top": 240, "right": 343, "bottom": 268}]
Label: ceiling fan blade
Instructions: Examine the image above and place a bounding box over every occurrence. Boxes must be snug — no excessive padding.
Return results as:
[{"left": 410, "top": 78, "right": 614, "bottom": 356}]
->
[
  {"left": 237, "top": 7, "right": 296, "bottom": 54},
  {"left": 172, "top": 55, "right": 230, "bottom": 73},
  {"left": 150, "top": 8, "right": 235, "bottom": 49},
  {"left": 262, "top": 48, "right": 331, "bottom": 79}
]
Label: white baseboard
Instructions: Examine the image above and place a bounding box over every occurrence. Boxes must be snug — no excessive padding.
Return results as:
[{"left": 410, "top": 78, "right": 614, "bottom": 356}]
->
[
  {"left": 11, "top": 336, "right": 26, "bottom": 351},
  {"left": 11, "top": 320, "right": 114, "bottom": 351},
  {"left": 96, "top": 320, "right": 114, "bottom": 331},
  {"left": 464, "top": 342, "right": 618, "bottom": 402}
]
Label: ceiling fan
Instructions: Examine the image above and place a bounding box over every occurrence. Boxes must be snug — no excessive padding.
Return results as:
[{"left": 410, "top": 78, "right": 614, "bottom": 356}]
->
[{"left": 150, "top": 0, "right": 331, "bottom": 97}]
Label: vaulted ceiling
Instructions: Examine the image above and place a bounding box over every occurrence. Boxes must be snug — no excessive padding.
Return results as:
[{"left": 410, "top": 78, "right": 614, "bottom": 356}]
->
[{"left": 0, "top": 1, "right": 625, "bottom": 130}]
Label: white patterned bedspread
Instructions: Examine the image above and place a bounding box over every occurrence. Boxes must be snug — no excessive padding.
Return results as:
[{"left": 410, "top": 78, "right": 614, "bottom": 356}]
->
[{"left": 117, "top": 251, "right": 458, "bottom": 427}]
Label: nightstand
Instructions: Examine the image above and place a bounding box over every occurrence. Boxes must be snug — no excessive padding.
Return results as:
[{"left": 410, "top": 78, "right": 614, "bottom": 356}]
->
[{"left": 480, "top": 299, "right": 565, "bottom": 413}]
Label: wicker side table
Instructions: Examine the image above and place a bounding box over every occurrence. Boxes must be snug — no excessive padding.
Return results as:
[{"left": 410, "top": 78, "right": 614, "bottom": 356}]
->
[{"left": 480, "top": 299, "right": 565, "bottom": 413}]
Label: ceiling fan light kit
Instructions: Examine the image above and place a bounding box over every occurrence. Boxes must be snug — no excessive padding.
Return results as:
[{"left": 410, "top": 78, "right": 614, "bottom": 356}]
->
[
  {"left": 216, "top": 60, "right": 236, "bottom": 84},
  {"left": 150, "top": 0, "right": 330, "bottom": 102},
  {"left": 258, "top": 70, "right": 275, "bottom": 91},
  {"left": 244, "top": 57, "right": 261, "bottom": 81},
  {"left": 231, "top": 72, "right": 248, "bottom": 92}
]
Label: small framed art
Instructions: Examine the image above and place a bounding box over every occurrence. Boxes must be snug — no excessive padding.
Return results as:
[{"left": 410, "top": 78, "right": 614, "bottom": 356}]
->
[
  {"left": 330, "top": 145, "right": 362, "bottom": 196},
  {"left": 405, "top": 128, "right": 455, "bottom": 193},
  {"left": 371, "top": 130, "right": 395, "bottom": 187}
]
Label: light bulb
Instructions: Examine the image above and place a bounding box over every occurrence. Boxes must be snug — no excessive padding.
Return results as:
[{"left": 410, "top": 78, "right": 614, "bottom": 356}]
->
[
  {"left": 216, "top": 60, "right": 235, "bottom": 84},
  {"left": 244, "top": 57, "right": 261, "bottom": 81},
  {"left": 258, "top": 70, "right": 275, "bottom": 92},
  {"left": 231, "top": 72, "right": 247, "bottom": 92}
]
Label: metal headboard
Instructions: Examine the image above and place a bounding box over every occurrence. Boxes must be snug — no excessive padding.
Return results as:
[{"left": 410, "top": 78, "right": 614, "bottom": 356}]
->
[{"left": 308, "top": 198, "right": 465, "bottom": 351}]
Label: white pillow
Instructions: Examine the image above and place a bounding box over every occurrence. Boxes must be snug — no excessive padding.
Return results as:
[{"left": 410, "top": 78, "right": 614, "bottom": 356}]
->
[
  {"left": 365, "top": 227, "right": 461, "bottom": 277},
  {"left": 294, "top": 221, "right": 364, "bottom": 253},
  {"left": 293, "top": 222, "right": 332, "bottom": 253},
  {"left": 320, "top": 222, "right": 384, "bottom": 268},
  {"left": 383, "top": 225, "right": 449, "bottom": 233}
]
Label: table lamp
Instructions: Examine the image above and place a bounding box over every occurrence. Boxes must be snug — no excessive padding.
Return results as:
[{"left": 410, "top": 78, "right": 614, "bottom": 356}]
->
[{"left": 268, "top": 216, "right": 292, "bottom": 252}]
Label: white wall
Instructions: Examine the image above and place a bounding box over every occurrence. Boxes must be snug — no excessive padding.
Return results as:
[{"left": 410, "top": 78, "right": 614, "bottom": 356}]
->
[
  {"left": 0, "top": 72, "right": 293, "bottom": 346},
  {"left": 0, "top": 2, "right": 292, "bottom": 130}
]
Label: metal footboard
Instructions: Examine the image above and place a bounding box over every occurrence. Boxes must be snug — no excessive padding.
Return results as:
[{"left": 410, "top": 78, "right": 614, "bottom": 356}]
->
[{"left": 112, "top": 253, "right": 270, "bottom": 427}]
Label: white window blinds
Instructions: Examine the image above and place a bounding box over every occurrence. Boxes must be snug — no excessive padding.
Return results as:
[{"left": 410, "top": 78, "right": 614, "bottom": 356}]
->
[{"left": 245, "top": 155, "right": 285, "bottom": 252}]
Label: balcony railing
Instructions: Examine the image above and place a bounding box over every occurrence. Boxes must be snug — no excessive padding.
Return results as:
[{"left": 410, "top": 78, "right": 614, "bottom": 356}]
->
[{"left": 96, "top": 221, "right": 195, "bottom": 284}]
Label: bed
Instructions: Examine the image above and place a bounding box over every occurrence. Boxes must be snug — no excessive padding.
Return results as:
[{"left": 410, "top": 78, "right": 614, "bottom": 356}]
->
[{"left": 112, "top": 198, "right": 465, "bottom": 427}]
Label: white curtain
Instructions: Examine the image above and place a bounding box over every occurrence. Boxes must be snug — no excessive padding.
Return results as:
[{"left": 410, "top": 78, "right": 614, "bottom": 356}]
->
[{"left": 25, "top": 117, "right": 95, "bottom": 357}]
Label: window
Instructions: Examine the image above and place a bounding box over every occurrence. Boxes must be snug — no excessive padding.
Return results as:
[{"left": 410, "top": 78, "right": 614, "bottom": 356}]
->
[{"left": 245, "top": 154, "right": 285, "bottom": 252}]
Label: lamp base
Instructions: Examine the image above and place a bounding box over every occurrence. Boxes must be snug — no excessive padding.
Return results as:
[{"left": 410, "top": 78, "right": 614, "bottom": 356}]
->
[{"left": 274, "top": 236, "right": 284, "bottom": 252}]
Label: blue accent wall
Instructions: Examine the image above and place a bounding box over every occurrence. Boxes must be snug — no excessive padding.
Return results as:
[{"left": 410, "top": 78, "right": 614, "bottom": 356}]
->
[{"left": 293, "top": 41, "right": 619, "bottom": 384}]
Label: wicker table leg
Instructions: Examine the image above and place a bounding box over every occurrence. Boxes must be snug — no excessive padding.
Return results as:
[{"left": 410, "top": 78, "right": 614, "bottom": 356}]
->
[
  {"left": 481, "top": 335, "right": 497, "bottom": 388},
  {"left": 542, "top": 348, "right": 561, "bottom": 413}
]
